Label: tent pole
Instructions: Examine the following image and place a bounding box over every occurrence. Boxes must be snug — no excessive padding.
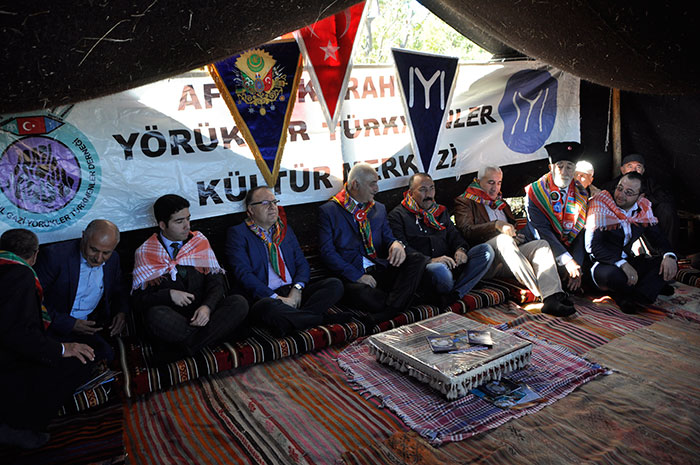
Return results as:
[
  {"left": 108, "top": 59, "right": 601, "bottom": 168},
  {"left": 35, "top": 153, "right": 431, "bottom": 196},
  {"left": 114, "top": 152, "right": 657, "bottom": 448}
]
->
[{"left": 611, "top": 88, "right": 622, "bottom": 175}]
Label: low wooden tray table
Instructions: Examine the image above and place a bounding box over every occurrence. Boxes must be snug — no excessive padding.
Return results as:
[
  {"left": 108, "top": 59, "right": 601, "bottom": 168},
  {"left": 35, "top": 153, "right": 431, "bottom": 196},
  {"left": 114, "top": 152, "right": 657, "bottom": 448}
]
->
[{"left": 367, "top": 312, "right": 532, "bottom": 399}]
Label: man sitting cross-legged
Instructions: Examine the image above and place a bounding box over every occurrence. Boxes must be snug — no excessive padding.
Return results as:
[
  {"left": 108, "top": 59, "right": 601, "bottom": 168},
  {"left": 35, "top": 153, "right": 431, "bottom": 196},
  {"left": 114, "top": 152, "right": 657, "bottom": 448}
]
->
[
  {"left": 226, "top": 186, "right": 348, "bottom": 337},
  {"left": 454, "top": 165, "right": 575, "bottom": 317},
  {"left": 132, "top": 194, "right": 249, "bottom": 357},
  {"left": 388, "top": 172, "right": 494, "bottom": 307},
  {"left": 585, "top": 172, "right": 677, "bottom": 313}
]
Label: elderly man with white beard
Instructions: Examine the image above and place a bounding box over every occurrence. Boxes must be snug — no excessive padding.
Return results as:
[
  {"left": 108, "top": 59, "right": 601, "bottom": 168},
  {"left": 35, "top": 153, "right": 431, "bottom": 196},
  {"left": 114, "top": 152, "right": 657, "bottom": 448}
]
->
[{"left": 524, "top": 142, "right": 589, "bottom": 293}]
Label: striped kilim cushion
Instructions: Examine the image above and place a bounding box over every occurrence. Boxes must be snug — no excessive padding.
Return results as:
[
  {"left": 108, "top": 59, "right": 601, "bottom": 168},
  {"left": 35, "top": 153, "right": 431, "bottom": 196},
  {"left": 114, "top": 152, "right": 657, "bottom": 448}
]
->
[
  {"left": 58, "top": 383, "right": 115, "bottom": 417},
  {"left": 676, "top": 267, "right": 700, "bottom": 288},
  {"left": 118, "top": 280, "right": 523, "bottom": 397}
]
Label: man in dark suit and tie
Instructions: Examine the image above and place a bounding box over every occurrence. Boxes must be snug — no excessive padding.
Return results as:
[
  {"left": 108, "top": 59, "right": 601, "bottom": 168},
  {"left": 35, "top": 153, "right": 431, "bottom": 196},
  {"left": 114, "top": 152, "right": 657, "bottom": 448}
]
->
[
  {"left": 226, "top": 186, "right": 348, "bottom": 337},
  {"left": 35, "top": 219, "right": 128, "bottom": 362},
  {"left": 132, "top": 194, "right": 248, "bottom": 357},
  {"left": 318, "top": 163, "right": 428, "bottom": 319},
  {"left": 585, "top": 171, "right": 677, "bottom": 313}
]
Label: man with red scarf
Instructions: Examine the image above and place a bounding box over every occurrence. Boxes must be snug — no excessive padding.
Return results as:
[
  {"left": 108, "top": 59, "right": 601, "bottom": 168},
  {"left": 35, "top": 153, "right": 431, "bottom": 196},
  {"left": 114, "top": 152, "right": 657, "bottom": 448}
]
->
[
  {"left": 318, "top": 163, "right": 428, "bottom": 321},
  {"left": 226, "top": 186, "right": 348, "bottom": 337},
  {"left": 388, "top": 173, "right": 494, "bottom": 306},
  {"left": 132, "top": 194, "right": 249, "bottom": 358},
  {"left": 585, "top": 172, "right": 677, "bottom": 313},
  {"left": 524, "top": 141, "right": 589, "bottom": 293},
  {"left": 1, "top": 229, "right": 94, "bottom": 449},
  {"left": 454, "top": 166, "right": 575, "bottom": 317}
]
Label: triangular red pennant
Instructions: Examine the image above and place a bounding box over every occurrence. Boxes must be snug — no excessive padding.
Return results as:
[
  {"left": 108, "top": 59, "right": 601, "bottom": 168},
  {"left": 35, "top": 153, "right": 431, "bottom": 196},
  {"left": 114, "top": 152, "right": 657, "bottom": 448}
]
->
[
  {"left": 208, "top": 40, "right": 303, "bottom": 187},
  {"left": 295, "top": 1, "right": 367, "bottom": 131}
]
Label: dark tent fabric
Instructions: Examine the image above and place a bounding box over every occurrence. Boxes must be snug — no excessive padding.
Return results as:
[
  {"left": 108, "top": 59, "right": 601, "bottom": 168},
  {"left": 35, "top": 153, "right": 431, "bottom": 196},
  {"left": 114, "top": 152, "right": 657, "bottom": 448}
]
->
[
  {"left": 2, "top": 1, "right": 699, "bottom": 253},
  {"left": 2, "top": 1, "right": 699, "bottom": 115}
]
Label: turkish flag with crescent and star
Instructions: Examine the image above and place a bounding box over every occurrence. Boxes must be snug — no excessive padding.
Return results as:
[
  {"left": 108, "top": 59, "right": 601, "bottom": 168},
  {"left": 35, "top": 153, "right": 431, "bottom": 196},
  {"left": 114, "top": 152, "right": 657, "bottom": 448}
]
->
[{"left": 295, "top": 1, "right": 366, "bottom": 131}]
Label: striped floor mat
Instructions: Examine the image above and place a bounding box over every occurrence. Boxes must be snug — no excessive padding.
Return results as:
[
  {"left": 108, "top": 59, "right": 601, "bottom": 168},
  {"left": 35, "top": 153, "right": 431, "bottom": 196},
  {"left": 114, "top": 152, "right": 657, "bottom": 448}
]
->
[
  {"left": 122, "top": 296, "right": 700, "bottom": 464},
  {"left": 338, "top": 328, "right": 606, "bottom": 445},
  {"left": 0, "top": 398, "right": 124, "bottom": 465}
]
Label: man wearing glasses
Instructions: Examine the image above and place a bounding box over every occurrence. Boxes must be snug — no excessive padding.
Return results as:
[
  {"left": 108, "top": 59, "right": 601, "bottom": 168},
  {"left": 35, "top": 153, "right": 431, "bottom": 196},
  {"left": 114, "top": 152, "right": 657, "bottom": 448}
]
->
[
  {"left": 585, "top": 172, "right": 677, "bottom": 313},
  {"left": 226, "top": 186, "right": 349, "bottom": 337}
]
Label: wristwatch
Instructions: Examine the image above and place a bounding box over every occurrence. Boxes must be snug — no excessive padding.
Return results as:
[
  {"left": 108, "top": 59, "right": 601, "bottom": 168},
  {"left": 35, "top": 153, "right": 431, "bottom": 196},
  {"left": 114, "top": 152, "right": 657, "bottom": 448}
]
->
[
  {"left": 395, "top": 240, "right": 406, "bottom": 249},
  {"left": 293, "top": 283, "right": 303, "bottom": 291}
]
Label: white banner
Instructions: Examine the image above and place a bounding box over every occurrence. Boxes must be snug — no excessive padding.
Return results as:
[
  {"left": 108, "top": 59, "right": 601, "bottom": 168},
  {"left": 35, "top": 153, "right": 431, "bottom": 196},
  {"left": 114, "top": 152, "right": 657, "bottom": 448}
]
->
[{"left": 0, "top": 60, "right": 579, "bottom": 243}]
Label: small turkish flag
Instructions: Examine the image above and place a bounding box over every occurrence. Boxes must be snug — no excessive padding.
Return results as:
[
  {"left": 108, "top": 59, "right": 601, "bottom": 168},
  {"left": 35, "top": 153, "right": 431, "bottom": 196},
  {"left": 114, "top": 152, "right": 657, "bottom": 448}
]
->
[
  {"left": 296, "top": 1, "right": 366, "bottom": 129},
  {"left": 17, "top": 116, "right": 47, "bottom": 135}
]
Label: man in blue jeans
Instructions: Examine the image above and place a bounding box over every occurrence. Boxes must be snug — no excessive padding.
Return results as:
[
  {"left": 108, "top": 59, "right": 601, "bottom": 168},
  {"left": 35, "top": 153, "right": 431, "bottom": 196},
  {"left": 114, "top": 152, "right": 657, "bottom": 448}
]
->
[{"left": 388, "top": 173, "right": 494, "bottom": 307}]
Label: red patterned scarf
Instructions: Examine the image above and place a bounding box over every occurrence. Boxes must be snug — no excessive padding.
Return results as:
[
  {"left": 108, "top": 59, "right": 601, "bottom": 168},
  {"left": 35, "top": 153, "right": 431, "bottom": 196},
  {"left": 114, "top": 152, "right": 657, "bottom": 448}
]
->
[
  {"left": 245, "top": 206, "right": 288, "bottom": 280},
  {"left": 401, "top": 190, "right": 446, "bottom": 230},
  {"left": 0, "top": 250, "right": 51, "bottom": 329},
  {"left": 586, "top": 189, "right": 657, "bottom": 231},
  {"left": 461, "top": 177, "right": 506, "bottom": 210},
  {"left": 132, "top": 231, "right": 224, "bottom": 291},
  {"left": 525, "top": 173, "right": 588, "bottom": 246},
  {"left": 332, "top": 185, "right": 376, "bottom": 259}
]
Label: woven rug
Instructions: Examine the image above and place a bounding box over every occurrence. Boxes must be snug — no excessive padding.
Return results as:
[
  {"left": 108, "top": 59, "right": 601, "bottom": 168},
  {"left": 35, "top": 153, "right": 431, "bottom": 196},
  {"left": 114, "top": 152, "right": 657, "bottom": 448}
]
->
[
  {"left": 414, "top": 318, "right": 700, "bottom": 465},
  {"left": 123, "top": 308, "right": 700, "bottom": 464},
  {"left": 0, "top": 398, "right": 124, "bottom": 465},
  {"left": 651, "top": 282, "right": 700, "bottom": 323},
  {"left": 124, "top": 347, "right": 411, "bottom": 465},
  {"left": 337, "top": 327, "right": 607, "bottom": 446}
]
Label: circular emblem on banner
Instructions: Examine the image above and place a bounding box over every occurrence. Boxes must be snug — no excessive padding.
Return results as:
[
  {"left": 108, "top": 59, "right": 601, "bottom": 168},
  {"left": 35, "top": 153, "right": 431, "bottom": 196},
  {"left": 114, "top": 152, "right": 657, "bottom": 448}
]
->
[
  {"left": 549, "top": 191, "right": 561, "bottom": 203},
  {"left": 499, "top": 69, "right": 558, "bottom": 154},
  {"left": 0, "top": 116, "right": 101, "bottom": 231}
]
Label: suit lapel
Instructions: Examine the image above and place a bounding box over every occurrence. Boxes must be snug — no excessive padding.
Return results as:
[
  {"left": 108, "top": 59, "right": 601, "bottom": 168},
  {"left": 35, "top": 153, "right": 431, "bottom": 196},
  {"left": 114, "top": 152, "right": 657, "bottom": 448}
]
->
[{"left": 68, "top": 241, "right": 81, "bottom": 310}]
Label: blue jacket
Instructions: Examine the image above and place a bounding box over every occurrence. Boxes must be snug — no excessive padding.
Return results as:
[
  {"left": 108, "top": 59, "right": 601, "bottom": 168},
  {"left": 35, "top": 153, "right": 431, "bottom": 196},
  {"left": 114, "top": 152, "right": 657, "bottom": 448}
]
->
[
  {"left": 34, "top": 239, "right": 128, "bottom": 336},
  {"left": 318, "top": 200, "right": 396, "bottom": 282},
  {"left": 225, "top": 221, "right": 310, "bottom": 301}
]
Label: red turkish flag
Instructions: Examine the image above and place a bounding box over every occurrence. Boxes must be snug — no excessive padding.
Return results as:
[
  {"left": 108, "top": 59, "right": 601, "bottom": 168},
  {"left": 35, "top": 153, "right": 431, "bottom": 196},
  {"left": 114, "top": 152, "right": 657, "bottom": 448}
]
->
[
  {"left": 296, "top": 1, "right": 366, "bottom": 130},
  {"left": 17, "top": 116, "right": 47, "bottom": 135}
]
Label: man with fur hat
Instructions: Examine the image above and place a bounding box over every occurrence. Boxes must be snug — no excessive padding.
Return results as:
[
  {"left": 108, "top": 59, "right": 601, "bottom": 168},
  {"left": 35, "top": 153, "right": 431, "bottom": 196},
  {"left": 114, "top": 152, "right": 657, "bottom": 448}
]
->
[{"left": 524, "top": 141, "right": 589, "bottom": 293}]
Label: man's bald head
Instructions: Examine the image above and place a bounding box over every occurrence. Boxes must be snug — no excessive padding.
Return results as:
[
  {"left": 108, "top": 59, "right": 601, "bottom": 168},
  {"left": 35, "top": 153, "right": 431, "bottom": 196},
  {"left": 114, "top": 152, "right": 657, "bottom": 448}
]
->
[{"left": 81, "top": 219, "right": 120, "bottom": 267}]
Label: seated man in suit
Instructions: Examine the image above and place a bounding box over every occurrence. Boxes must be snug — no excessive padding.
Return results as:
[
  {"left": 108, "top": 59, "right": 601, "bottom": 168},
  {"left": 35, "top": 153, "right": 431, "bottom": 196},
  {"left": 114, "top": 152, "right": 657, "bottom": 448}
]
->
[
  {"left": 35, "top": 219, "right": 128, "bottom": 362},
  {"left": 454, "top": 166, "right": 575, "bottom": 317},
  {"left": 225, "top": 186, "right": 348, "bottom": 336},
  {"left": 388, "top": 173, "right": 493, "bottom": 307},
  {"left": 1, "top": 229, "right": 94, "bottom": 449},
  {"left": 585, "top": 172, "right": 677, "bottom": 313},
  {"left": 318, "top": 163, "right": 428, "bottom": 320},
  {"left": 603, "top": 153, "right": 679, "bottom": 251},
  {"left": 524, "top": 141, "right": 589, "bottom": 293},
  {"left": 132, "top": 194, "right": 248, "bottom": 356}
]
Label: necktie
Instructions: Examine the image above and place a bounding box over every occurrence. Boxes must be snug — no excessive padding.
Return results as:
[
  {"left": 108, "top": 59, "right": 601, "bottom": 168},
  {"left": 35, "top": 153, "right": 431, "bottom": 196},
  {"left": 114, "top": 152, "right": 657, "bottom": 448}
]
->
[{"left": 171, "top": 242, "right": 180, "bottom": 259}]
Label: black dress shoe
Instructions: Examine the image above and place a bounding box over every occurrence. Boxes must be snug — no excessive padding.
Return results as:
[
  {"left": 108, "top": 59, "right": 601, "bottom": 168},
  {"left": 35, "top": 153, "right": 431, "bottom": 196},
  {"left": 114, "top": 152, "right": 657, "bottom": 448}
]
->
[
  {"left": 619, "top": 299, "right": 646, "bottom": 314},
  {"left": 659, "top": 284, "right": 675, "bottom": 296},
  {"left": 542, "top": 294, "right": 576, "bottom": 317}
]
